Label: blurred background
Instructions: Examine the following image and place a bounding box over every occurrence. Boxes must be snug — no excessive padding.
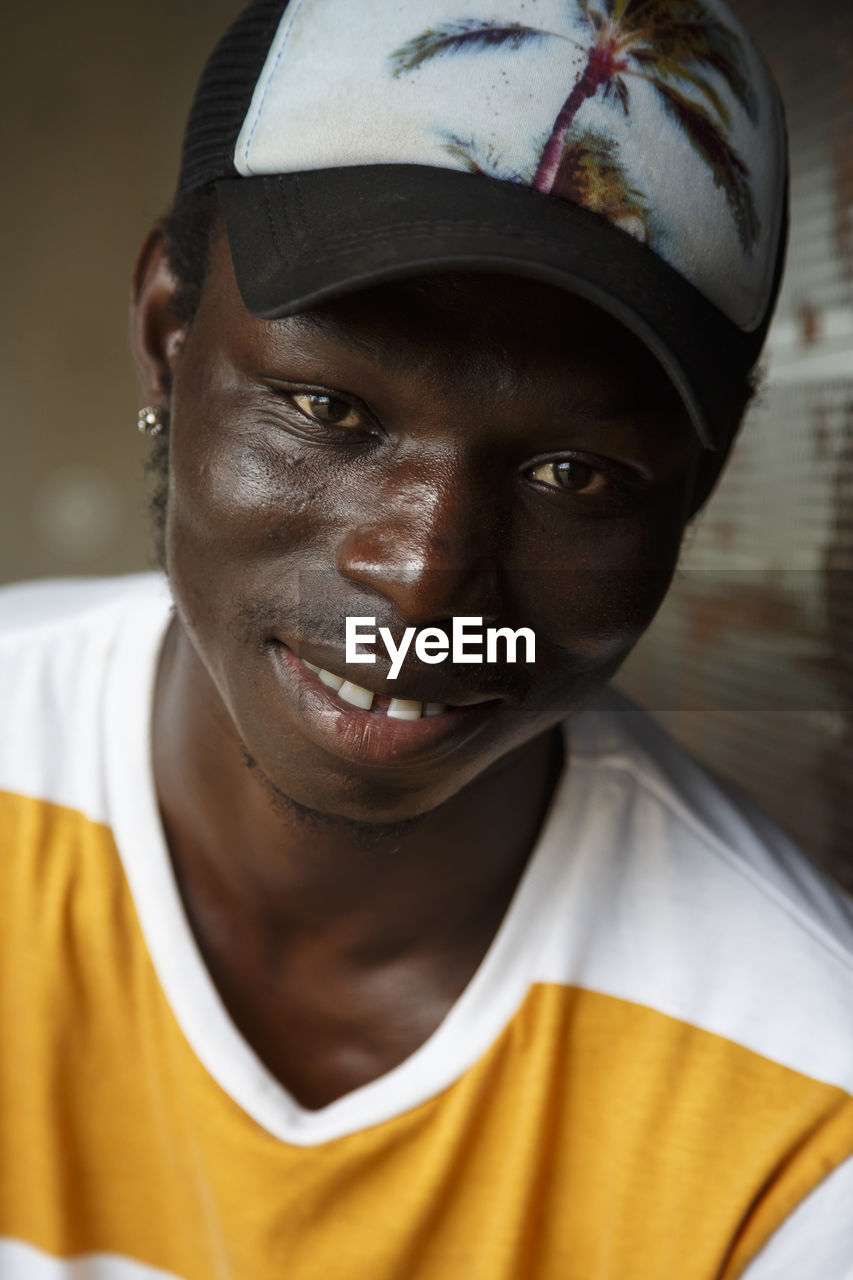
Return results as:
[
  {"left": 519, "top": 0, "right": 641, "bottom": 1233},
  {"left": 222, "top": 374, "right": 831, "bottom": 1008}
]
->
[{"left": 1, "top": 0, "right": 851, "bottom": 885}]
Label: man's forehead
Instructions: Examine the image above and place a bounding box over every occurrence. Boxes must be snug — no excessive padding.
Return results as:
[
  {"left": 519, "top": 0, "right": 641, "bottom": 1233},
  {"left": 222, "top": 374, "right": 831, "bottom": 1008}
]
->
[
  {"left": 202, "top": 232, "right": 689, "bottom": 422},
  {"left": 280, "top": 279, "right": 686, "bottom": 412},
  {"left": 260, "top": 273, "right": 655, "bottom": 365}
]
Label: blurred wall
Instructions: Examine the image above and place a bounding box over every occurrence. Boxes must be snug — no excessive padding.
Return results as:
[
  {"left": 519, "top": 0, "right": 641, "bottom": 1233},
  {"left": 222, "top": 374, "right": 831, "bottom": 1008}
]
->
[
  {"left": 615, "top": 0, "right": 853, "bottom": 886},
  {"left": 2, "top": 2, "right": 851, "bottom": 881},
  {"left": 0, "top": 0, "right": 240, "bottom": 582}
]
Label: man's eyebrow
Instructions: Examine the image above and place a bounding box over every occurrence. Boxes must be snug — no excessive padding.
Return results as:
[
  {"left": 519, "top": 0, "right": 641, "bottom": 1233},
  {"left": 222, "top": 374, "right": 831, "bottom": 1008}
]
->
[
  {"left": 279, "top": 310, "right": 412, "bottom": 369},
  {"left": 275, "top": 309, "right": 687, "bottom": 424}
]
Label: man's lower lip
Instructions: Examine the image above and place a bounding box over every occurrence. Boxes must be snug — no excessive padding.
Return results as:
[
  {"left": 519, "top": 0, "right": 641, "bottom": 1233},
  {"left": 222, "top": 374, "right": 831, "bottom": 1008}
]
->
[{"left": 269, "top": 642, "right": 499, "bottom": 765}]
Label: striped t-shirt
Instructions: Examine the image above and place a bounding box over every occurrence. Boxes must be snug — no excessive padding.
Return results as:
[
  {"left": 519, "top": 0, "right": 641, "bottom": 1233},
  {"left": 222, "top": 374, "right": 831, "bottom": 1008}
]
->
[{"left": 1, "top": 573, "right": 852, "bottom": 1280}]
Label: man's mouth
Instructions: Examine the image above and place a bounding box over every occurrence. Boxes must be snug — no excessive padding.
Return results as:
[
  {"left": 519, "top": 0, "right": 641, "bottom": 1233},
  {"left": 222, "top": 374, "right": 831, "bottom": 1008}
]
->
[
  {"left": 300, "top": 658, "right": 449, "bottom": 721},
  {"left": 264, "top": 637, "right": 508, "bottom": 768}
]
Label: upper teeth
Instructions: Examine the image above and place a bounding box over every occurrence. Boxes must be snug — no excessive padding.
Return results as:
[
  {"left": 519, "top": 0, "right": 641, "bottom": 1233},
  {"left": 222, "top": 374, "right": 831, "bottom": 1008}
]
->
[
  {"left": 339, "top": 680, "right": 374, "bottom": 710},
  {"left": 301, "top": 660, "right": 446, "bottom": 719}
]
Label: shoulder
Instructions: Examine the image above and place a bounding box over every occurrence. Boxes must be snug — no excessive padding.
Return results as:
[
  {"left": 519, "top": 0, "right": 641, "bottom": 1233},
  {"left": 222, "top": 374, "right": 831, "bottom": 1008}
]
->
[
  {"left": 741, "top": 1153, "right": 853, "bottom": 1278},
  {"left": 569, "top": 685, "right": 853, "bottom": 954},
  {"left": 0, "top": 573, "right": 171, "bottom": 820},
  {"left": 544, "top": 687, "right": 853, "bottom": 1090},
  {"left": 0, "top": 572, "right": 169, "bottom": 641}
]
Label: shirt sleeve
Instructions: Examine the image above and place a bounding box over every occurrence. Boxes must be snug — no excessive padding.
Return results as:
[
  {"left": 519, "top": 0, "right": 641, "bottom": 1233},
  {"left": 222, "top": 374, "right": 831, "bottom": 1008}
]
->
[{"left": 741, "top": 1156, "right": 853, "bottom": 1278}]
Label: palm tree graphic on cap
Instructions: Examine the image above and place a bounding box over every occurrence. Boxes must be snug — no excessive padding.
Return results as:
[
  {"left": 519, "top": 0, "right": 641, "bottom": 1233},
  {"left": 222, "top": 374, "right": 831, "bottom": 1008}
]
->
[{"left": 390, "top": 0, "right": 760, "bottom": 254}]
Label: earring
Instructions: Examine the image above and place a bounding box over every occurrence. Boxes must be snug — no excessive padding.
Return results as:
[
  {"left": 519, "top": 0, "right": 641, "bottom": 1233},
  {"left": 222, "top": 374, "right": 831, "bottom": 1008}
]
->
[{"left": 137, "top": 406, "right": 165, "bottom": 436}]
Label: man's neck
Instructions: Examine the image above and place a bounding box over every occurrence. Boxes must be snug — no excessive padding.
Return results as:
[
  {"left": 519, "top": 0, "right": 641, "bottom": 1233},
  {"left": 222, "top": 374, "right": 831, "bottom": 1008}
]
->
[
  {"left": 152, "top": 617, "right": 564, "bottom": 960},
  {"left": 151, "top": 617, "right": 564, "bottom": 1106}
]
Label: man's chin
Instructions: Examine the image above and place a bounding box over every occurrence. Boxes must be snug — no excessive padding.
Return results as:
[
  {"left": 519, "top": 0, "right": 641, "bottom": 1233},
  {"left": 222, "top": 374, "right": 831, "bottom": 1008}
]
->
[{"left": 240, "top": 742, "right": 439, "bottom": 838}]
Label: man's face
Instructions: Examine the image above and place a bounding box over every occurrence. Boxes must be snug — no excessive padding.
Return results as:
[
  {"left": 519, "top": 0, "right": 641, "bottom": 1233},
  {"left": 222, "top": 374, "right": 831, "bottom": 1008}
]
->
[{"left": 160, "top": 232, "right": 703, "bottom": 822}]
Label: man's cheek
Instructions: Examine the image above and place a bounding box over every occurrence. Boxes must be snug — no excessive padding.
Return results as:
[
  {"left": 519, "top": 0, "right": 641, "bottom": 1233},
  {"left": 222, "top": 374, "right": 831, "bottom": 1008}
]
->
[
  {"left": 517, "top": 555, "right": 675, "bottom": 642},
  {"left": 169, "top": 433, "right": 319, "bottom": 553}
]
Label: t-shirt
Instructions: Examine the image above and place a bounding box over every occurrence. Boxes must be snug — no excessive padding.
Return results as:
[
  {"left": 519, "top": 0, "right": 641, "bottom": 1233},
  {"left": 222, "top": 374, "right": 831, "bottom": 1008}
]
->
[{"left": 1, "top": 572, "right": 852, "bottom": 1280}]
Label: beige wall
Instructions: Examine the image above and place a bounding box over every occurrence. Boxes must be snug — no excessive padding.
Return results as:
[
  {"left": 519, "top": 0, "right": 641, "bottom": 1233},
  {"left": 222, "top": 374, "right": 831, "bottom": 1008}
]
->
[{"left": 1, "top": 0, "right": 240, "bottom": 584}]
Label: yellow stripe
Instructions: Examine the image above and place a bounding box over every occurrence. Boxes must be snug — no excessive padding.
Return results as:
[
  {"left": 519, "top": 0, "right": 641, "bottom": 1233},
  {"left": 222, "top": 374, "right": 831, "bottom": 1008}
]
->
[{"left": 1, "top": 791, "right": 852, "bottom": 1279}]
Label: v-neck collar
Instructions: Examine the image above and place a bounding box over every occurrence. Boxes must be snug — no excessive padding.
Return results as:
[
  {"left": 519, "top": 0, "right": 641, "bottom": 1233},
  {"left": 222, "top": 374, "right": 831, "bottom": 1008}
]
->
[{"left": 105, "top": 584, "right": 583, "bottom": 1146}]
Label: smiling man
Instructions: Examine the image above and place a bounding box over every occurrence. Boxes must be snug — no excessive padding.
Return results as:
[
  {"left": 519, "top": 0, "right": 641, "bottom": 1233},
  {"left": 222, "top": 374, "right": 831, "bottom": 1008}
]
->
[{"left": 2, "top": 1, "right": 853, "bottom": 1278}]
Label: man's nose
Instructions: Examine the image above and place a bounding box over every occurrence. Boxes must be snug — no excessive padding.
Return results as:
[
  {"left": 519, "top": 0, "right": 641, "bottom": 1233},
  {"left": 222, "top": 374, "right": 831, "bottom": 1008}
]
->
[{"left": 335, "top": 458, "right": 505, "bottom": 627}]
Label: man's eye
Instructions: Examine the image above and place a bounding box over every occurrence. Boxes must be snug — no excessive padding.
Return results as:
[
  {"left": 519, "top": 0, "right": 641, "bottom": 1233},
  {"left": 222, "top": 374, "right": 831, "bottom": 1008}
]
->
[
  {"left": 527, "top": 458, "right": 608, "bottom": 494},
  {"left": 289, "top": 392, "right": 364, "bottom": 429}
]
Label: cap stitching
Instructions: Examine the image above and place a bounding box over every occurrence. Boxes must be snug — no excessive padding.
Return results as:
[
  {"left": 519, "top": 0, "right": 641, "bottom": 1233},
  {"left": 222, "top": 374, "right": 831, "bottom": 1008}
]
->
[
  {"left": 262, "top": 181, "right": 283, "bottom": 258},
  {"left": 242, "top": 0, "right": 308, "bottom": 173},
  {"left": 315, "top": 220, "right": 592, "bottom": 253},
  {"left": 293, "top": 177, "right": 308, "bottom": 241},
  {"left": 294, "top": 219, "right": 705, "bottom": 321}
]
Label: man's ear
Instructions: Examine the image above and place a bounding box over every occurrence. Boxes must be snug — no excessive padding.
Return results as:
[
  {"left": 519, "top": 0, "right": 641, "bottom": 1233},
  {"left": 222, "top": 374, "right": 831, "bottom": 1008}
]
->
[
  {"left": 687, "top": 431, "right": 739, "bottom": 519},
  {"left": 687, "top": 451, "right": 725, "bottom": 518},
  {"left": 129, "top": 225, "right": 189, "bottom": 410},
  {"left": 687, "top": 382, "right": 756, "bottom": 518}
]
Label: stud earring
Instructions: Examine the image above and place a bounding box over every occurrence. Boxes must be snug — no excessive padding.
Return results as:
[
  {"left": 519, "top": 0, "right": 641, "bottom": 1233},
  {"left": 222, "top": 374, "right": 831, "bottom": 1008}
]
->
[{"left": 137, "top": 406, "right": 165, "bottom": 436}]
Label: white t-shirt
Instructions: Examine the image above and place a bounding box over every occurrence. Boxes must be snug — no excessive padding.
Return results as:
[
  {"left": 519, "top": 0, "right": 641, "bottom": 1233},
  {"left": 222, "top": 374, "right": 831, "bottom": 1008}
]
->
[{"left": 0, "top": 573, "right": 851, "bottom": 1279}]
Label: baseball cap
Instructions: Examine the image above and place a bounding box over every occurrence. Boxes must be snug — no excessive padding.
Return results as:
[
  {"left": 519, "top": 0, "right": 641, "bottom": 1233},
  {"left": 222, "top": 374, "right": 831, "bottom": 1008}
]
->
[{"left": 177, "top": 0, "right": 789, "bottom": 451}]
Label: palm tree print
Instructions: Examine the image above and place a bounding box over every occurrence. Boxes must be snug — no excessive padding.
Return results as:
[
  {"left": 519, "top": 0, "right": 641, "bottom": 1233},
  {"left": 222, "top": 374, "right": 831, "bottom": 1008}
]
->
[
  {"left": 390, "top": 1, "right": 760, "bottom": 253},
  {"left": 443, "top": 127, "right": 651, "bottom": 241}
]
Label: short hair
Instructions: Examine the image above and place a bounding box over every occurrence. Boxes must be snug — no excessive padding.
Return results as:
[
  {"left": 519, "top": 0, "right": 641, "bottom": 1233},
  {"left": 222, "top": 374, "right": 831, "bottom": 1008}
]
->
[
  {"left": 145, "top": 185, "right": 220, "bottom": 567},
  {"left": 161, "top": 183, "right": 222, "bottom": 325}
]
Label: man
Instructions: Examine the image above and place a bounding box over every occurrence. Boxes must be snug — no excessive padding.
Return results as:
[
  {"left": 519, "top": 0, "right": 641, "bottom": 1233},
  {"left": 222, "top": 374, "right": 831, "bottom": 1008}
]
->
[{"left": 1, "top": 0, "right": 851, "bottom": 1276}]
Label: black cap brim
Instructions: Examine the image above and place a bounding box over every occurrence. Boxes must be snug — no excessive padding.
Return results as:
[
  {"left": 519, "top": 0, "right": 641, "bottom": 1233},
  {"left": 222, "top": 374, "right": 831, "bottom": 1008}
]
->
[{"left": 217, "top": 165, "right": 771, "bottom": 450}]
